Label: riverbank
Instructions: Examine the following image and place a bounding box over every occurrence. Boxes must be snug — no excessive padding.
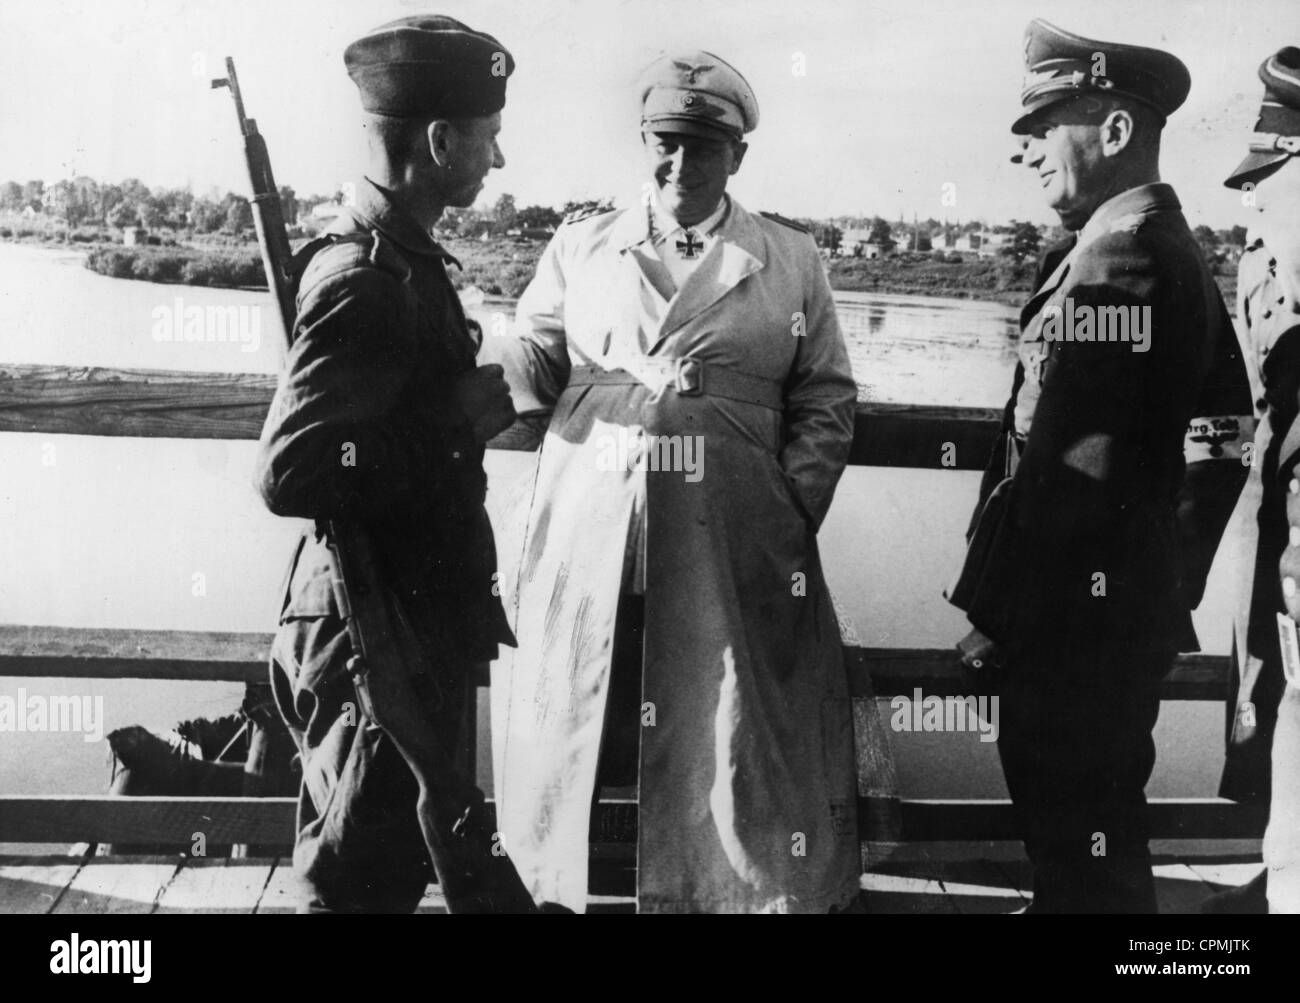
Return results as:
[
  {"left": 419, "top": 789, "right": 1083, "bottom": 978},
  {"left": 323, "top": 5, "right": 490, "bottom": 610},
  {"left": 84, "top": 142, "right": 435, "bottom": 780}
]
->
[{"left": 3, "top": 231, "right": 1237, "bottom": 305}]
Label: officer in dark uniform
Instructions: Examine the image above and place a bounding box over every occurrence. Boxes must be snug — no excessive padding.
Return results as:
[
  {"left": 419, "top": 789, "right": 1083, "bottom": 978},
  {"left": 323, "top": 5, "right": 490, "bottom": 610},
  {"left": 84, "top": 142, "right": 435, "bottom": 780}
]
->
[
  {"left": 1247, "top": 47, "right": 1300, "bottom": 914},
  {"left": 254, "top": 15, "right": 517, "bottom": 913},
  {"left": 950, "top": 19, "right": 1251, "bottom": 913},
  {"left": 1206, "top": 47, "right": 1300, "bottom": 913}
]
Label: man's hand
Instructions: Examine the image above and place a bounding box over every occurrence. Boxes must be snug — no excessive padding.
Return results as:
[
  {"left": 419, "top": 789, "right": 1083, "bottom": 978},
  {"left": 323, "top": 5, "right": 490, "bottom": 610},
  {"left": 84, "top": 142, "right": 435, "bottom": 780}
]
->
[
  {"left": 454, "top": 364, "right": 516, "bottom": 446},
  {"left": 957, "top": 627, "right": 1000, "bottom": 667},
  {"left": 956, "top": 627, "right": 1003, "bottom": 688}
]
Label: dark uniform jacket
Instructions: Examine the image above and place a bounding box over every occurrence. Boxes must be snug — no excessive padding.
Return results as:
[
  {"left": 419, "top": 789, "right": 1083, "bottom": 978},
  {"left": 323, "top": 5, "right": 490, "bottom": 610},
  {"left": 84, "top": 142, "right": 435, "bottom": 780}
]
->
[
  {"left": 255, "top": 178, "right": 513, "bottom": 669},
  {"left": 951, "top": 184, "right": 1251, "bottom": 658}
]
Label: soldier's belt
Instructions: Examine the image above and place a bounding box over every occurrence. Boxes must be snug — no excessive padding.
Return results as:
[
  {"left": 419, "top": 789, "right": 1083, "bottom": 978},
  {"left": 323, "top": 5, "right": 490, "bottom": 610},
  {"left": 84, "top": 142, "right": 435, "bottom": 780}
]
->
[{"left": 566, "top": 359, "right": 784, "bottom": 410}]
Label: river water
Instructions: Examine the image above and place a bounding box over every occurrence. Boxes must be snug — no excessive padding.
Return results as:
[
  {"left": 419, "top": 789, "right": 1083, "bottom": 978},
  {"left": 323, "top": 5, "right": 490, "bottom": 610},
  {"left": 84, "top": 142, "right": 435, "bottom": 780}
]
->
[{"left": 0, "top": 243, "right": 1240, "bottom": 813}]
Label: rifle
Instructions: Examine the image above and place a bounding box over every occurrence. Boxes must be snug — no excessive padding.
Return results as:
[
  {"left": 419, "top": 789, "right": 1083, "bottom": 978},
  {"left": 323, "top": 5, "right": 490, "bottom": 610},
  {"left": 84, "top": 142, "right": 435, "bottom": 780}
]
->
[{"left": 213, "top": 58, "right": 537, "bottom": 913}]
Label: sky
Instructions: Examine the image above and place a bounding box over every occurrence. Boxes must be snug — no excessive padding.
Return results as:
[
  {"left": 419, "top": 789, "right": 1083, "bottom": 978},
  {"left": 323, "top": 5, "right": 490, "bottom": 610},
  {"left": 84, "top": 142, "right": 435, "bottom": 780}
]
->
[{"left": 1, "top": 0, "right": 1296, "bottom": 229}]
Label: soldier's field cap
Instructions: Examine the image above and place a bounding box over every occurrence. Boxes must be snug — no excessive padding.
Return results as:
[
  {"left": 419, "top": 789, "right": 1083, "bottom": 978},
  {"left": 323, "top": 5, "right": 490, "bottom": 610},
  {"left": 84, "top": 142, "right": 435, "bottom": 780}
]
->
[
  {"left": 345, "top": 15, "right": 514, "bottom": 118},
  {"left": 1224, "top": 47, "right": 1300, "bottom": 189},
  {"left": 638, "top": 50, "right": 758, "bottom": 140},
  {"left": 1011, "top": 19, "right": 1190, "bottom": 135}
]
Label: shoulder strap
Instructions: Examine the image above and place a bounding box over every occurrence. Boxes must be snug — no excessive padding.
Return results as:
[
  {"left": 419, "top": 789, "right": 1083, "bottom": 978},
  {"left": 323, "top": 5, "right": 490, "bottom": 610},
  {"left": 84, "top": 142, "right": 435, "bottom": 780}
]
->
[
  {"left": 759, "top": 211, "right": 810, "bottom": 234},
  {"left": 292, "top": 230, "right": 413, "bottom": 298},
  {"left": 562, "top": 204, "right": 615, "bottom": 226}
]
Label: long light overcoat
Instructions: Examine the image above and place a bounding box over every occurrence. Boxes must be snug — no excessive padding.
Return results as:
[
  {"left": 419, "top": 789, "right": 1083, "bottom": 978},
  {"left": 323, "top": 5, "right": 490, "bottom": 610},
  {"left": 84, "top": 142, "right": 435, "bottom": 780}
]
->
[{"left": 484, "top": 198, "right": 861, "bottom": 913}]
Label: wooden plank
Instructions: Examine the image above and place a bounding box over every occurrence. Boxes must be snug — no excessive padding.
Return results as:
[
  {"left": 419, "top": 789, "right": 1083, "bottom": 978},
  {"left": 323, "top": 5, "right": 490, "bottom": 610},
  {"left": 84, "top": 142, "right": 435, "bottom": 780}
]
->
[
  {"left": 52, "top": 858, "right": 182, "bottom": 914},
  {"left": 1152, "top": 862, "right": 1218, "bottom": 914},
  {"left": 0, "top": 793, "right": 1264, "bottom": 848},
  {"left": 846, "top": 647, "right": 1231, "bottom": 701},
  {"left": 0, "top": 796, "right": 297, "bottom": 846},
  {"left": 154, "top": 858, "right": 276, "bottom": 914},
  {"left": 0, "top": 623, "right": 1231, "bottom": 699},
  {"left": 0, "top": 363, "right": 1001, "bottom": 468},
  {"left": 878, "top": 797, "right": 1269, "bottom": 842},
  {"left": 868, "top": 855, "right": 1028, "bottom": 913},
  {"left": 416, "top": 887, "right": 449, "bottom": 914},
  {"left": 1185, "top": 861, "right": 1266, "bottom": 889},
  {"left": 0, "top": 858, "right": 85, "bottom": 914},
  {"left": 0, "top": 364, "right": 276, "bottom": 441},
  {"left": 847, "top": 403, "right": 999, "bottom": 470},
  {"left": 253, "top": 859, "right": 300, "bottom": 914},
  {"left": 859, "top": 871, "right": 958, "bottom": 914}
]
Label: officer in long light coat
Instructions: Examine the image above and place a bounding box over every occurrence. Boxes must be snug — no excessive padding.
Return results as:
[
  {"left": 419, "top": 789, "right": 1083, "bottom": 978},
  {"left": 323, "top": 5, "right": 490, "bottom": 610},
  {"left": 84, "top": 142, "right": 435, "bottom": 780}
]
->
[{"left": 484, "top": 51, "right": 861, "bottom": 913}]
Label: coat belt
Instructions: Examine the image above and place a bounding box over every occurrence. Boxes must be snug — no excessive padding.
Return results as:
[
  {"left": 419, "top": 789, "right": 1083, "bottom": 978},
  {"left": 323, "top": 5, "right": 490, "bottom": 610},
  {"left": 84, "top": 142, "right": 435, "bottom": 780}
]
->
[{"left": 566, "top": 359, "right": 784, "bottom": 411}]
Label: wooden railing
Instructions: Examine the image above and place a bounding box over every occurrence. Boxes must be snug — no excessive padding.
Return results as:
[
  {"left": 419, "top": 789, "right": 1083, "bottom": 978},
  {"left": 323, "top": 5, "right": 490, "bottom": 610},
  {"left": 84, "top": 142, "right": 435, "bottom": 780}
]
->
[{"left": 0, "top": 364, "right": 1253, "bottom": 852}]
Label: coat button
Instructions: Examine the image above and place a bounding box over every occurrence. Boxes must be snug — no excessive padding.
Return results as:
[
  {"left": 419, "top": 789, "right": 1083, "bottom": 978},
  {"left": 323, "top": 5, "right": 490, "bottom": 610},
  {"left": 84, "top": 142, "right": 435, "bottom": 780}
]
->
[
  {"left": 1291, "top": 479, "right": 1300, "bottom": 495},
  {"left": 452, "top": 451, "right": 462, "bottom": 460},
  {"left": 1291, "top": 526, "right": 1300, "bottom": 547},
  {"left": 1286, "top": 577, "right": 1299, "bottom": 599}
]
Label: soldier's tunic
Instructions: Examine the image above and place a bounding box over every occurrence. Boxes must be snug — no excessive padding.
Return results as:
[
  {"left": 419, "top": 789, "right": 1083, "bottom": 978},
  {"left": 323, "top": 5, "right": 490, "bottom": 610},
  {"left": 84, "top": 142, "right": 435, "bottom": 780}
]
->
[
  {"left": 950, "top": 183, "right": 1251, "bottom": 912},
  {"left": 255, "top": 178, "right": 512, "bottom": 911},
  {"left": 1221, "top": 236, "right": 1300, "bottom": 802},
  {"left": 485, "top": 197, "right": 861, "bottom": 913}
]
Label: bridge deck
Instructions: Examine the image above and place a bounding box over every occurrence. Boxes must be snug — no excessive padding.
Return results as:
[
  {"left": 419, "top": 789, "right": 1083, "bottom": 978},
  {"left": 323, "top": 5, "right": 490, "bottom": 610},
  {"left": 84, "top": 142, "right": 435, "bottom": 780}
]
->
[{"left": 0, "top": 849, "right": 1261, "bottom": 915}]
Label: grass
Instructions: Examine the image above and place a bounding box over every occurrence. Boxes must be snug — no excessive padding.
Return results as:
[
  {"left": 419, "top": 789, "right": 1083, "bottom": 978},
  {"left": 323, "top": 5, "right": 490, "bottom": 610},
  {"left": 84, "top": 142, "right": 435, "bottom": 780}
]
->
[
  {"left": 828, "top": 253, "right": 1034, "bottom": 305},
  {"left": 83, "top": 244, "right": 264, "bottom": 288}
]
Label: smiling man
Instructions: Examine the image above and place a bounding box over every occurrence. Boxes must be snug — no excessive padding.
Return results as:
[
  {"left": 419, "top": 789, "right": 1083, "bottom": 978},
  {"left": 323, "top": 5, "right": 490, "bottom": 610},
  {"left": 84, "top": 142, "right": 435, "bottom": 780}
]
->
[
  {"left": 484, "top": 50, "right": 861, "bottom": 913},
  {"left": 948, "top": 19, "right": 1250, "bottom": 913}
]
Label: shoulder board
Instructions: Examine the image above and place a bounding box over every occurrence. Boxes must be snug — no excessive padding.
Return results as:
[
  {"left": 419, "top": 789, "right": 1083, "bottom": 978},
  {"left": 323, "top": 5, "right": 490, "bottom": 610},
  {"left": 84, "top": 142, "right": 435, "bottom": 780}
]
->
[
  {"left": 297, "top": 230, "right": 411, "bottom": 292},
  {"left": 759, "top": 211, "right": 810, "bottom": 234},
  {"left": 562, "top": 205, "right": 616, "bottom": 226}
]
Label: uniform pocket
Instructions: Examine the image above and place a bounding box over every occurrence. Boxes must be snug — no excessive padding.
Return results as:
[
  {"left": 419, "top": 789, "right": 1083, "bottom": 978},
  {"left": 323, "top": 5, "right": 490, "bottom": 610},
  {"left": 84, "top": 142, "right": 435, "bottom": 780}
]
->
[
  {"left": 269, "top": 608, "right": 353, "bottom": 749},
  {"left": 281, "top": 565, "right": 339, "bottom": 622}
]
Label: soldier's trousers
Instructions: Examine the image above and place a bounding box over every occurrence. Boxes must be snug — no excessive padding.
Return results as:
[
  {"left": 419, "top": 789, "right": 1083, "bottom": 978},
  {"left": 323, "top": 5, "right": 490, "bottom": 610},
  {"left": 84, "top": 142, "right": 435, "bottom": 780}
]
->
[
  {"left": 269, "top": 611, "right": 472, "bottom": 913},
  {"left": 996, "top": 645, "right": 1170, "bottom": 913}
]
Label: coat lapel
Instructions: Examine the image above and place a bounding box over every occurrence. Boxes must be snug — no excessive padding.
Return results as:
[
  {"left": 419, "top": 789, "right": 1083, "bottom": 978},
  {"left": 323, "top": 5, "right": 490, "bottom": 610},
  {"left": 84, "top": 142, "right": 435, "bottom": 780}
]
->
[
  {"left": 1020, "top": 239, "right": 1076, "bottom": 329},
  {"left": 652, "top": 200, "right": 766, "bottom": 349}
]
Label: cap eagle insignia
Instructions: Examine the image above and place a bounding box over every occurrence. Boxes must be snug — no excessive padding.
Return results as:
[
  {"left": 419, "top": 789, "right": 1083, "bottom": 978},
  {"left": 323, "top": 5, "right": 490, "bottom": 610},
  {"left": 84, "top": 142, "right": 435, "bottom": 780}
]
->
[{"left": 672, "top": 60, "right": 714, "bottom": 84}]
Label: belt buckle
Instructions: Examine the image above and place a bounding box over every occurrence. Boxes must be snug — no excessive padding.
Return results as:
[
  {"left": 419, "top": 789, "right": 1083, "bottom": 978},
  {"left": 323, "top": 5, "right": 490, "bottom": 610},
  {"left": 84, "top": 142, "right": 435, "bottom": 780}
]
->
[{"left": 674, "top": 357, "right": 704, "bottom": 396}]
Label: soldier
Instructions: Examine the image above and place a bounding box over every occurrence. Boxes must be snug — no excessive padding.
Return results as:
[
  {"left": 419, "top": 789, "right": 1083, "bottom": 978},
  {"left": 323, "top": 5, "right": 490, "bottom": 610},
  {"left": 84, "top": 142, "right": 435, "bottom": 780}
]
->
[
  {"left": 484, "top": 50, "right": 861, "bottom": 913},
  {"left": 1206, "top": 47, "right": 1300, "bottom": 914},
  {"left": 1248, "top": 47, "right": 1300, "bottom": 915},
  {"left": 949, "top": 19, "right": 1251, "bottom": 913},
  {"left": 254, "top": 15, "right": 517, "bottom": 913}
]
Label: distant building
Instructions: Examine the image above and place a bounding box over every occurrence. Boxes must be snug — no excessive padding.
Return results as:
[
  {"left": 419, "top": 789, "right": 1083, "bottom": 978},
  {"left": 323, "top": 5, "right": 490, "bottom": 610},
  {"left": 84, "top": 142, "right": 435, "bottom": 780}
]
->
[
  {"left": 839, "top": 228, "right": 892, "bottom": 258},
  {"left": 122, "top": 226, "right": 147, "bottom": 246},
  {"left": 947, "top": 230, "right": 1010, "bottom": 257}
]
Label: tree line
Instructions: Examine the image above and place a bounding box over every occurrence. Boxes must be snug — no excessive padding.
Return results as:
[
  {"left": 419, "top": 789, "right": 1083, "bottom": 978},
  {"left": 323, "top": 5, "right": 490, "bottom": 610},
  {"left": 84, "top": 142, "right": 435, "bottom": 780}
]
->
[{"left": 0, "top": 176, "right": 1250, "bottom": 265}]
